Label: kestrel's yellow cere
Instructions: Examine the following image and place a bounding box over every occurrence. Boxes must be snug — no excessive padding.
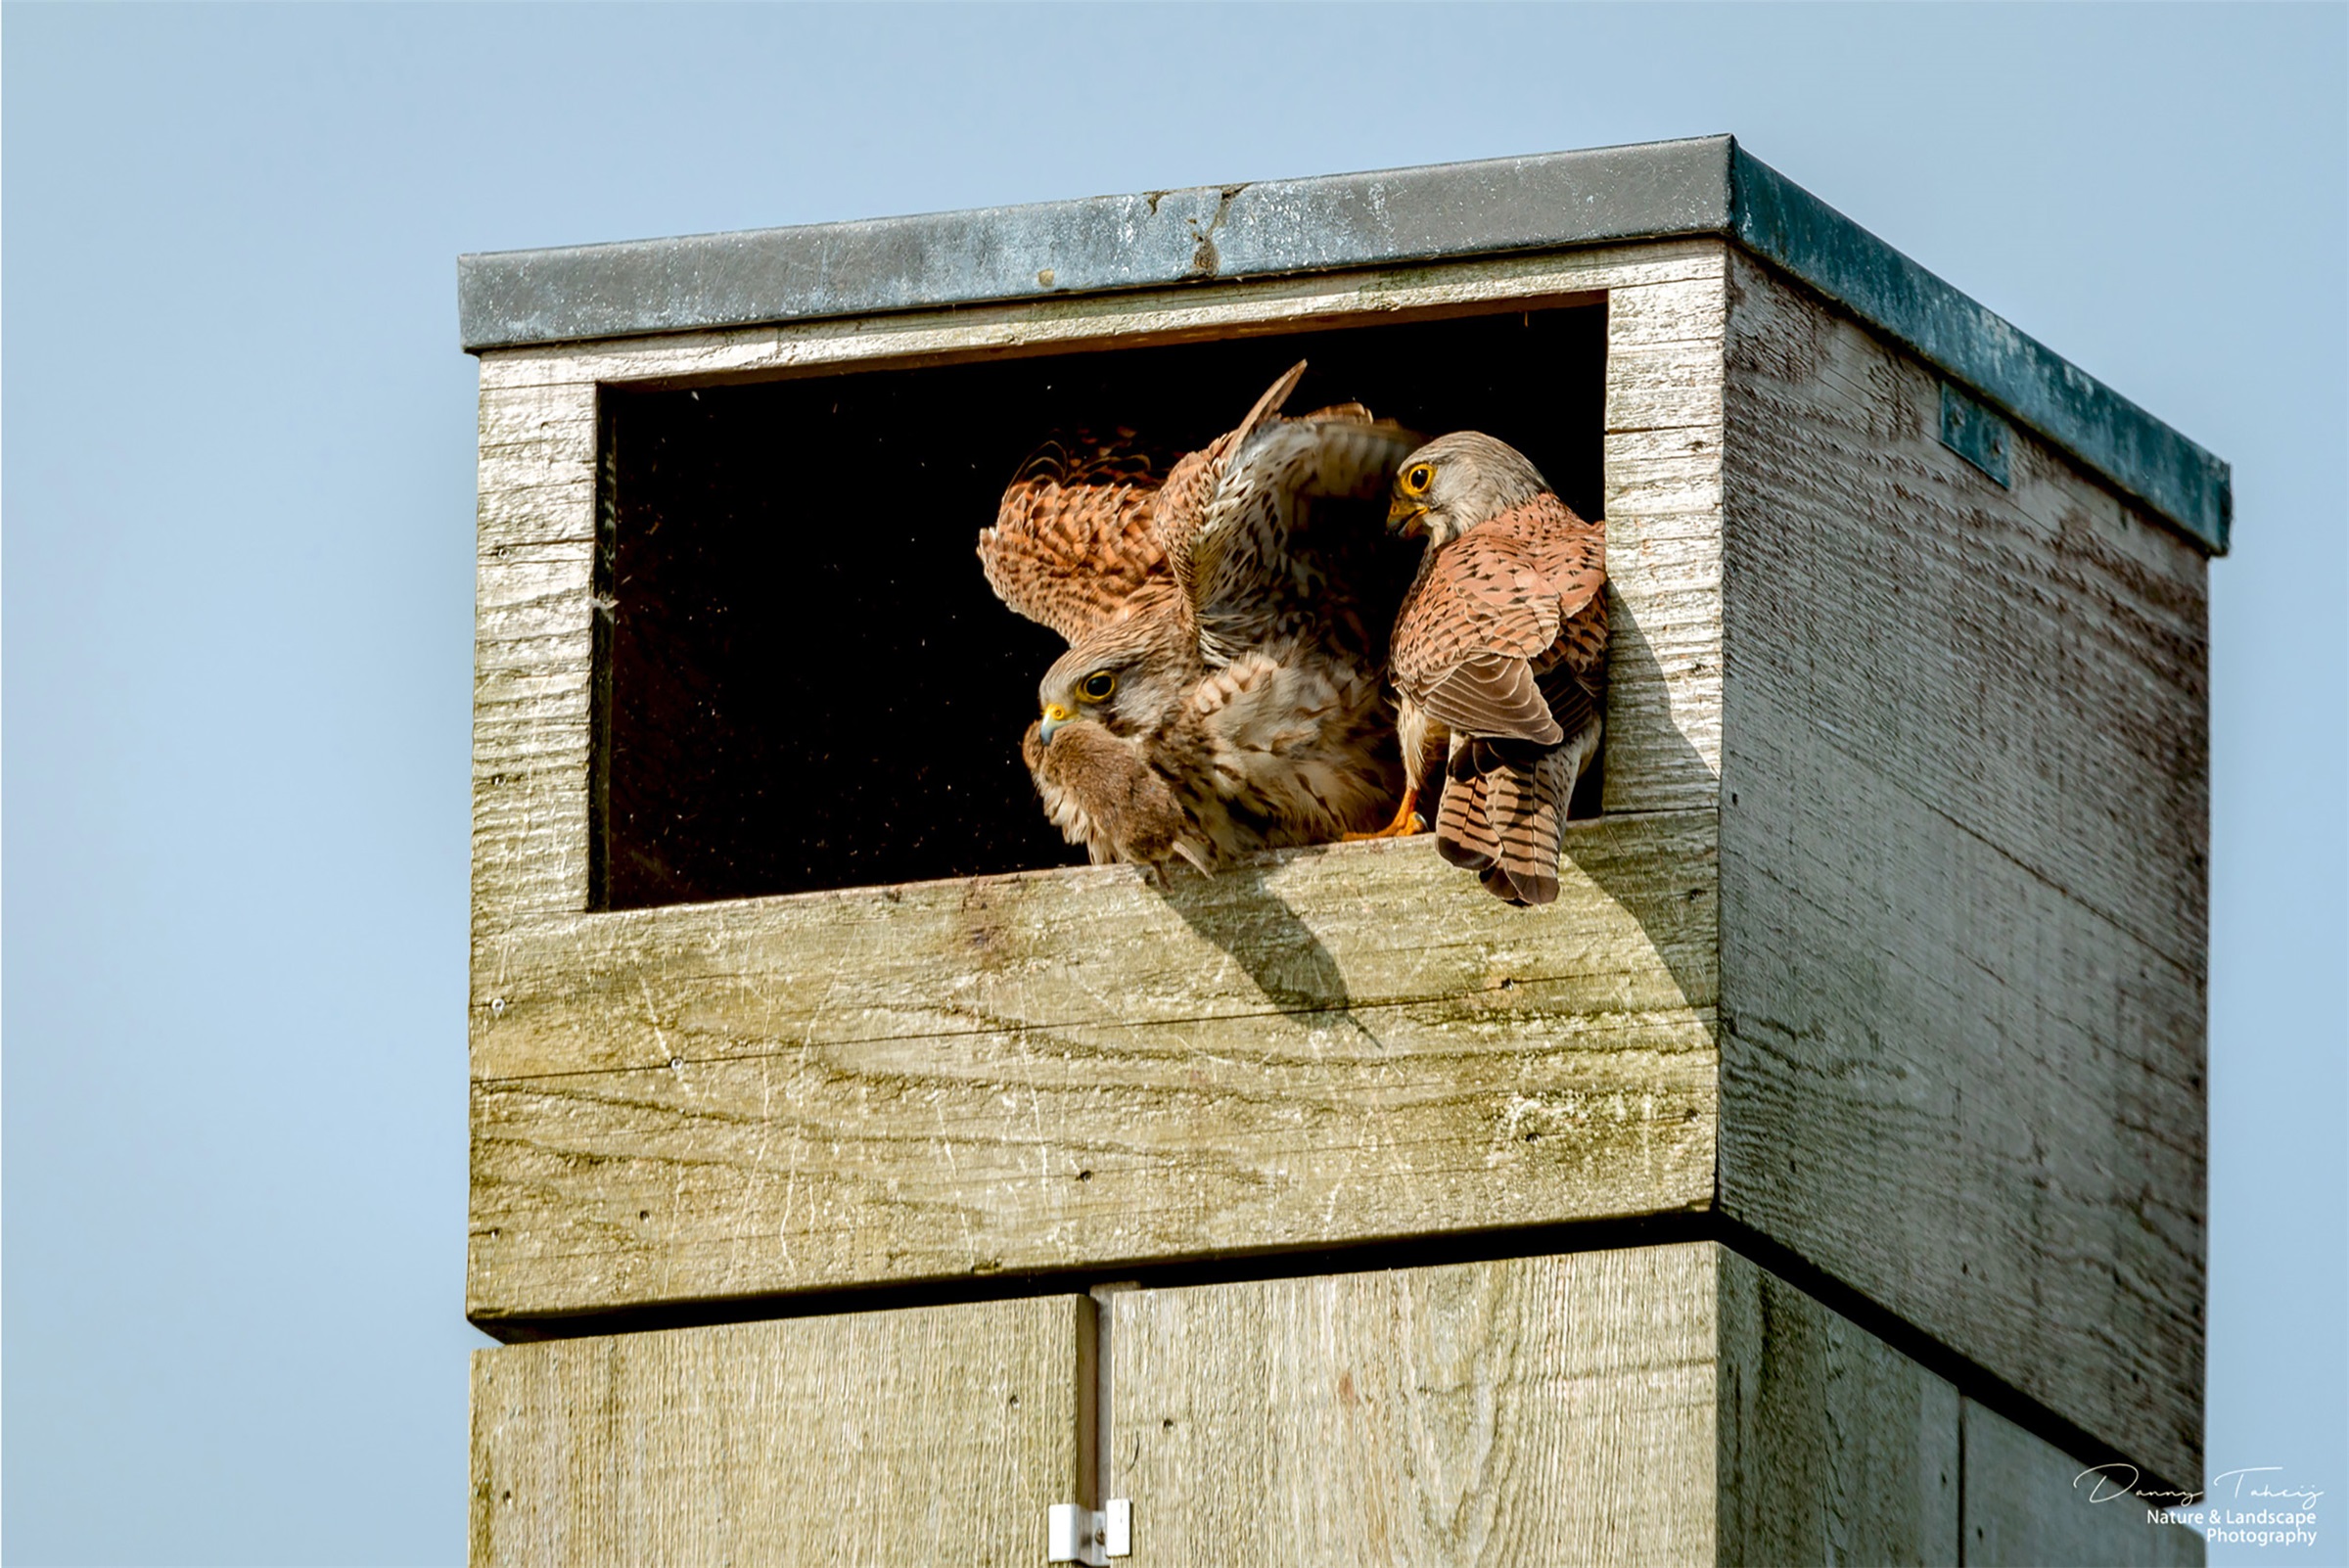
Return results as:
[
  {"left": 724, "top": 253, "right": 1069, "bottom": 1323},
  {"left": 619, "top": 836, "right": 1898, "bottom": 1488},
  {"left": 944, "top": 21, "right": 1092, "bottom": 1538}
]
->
[
  {"left": 978, "top": 362, "right": 1415, "bottom": 876},
  {"left": 1374, "top": 432, "right": 1607, "bottom": 905}
]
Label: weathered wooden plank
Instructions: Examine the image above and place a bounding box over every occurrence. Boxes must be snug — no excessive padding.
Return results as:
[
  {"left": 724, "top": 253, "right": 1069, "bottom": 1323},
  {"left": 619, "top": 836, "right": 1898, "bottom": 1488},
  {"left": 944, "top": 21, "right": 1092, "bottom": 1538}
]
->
[
  {"left": 471, "top": 628, "right": 593, "bottom": 922},
  {"left": 1103, "top": 1240, "right": 1997, "bottom": 1565},
  {"left": 466, "top": 1241, "right": 2199, "bottom": 1564},
  {"left": 468, "top": 819, "right": 1719, "bottom": 1318},
  {"left": 471, "top": 452, "right": 596, "bottom": 924},
  {"left": 471, "top": 994, "right": 1715, "bottom": 1318},
  {"left": 473, "top": 809, "right": 1717, "bottom": 1074},
  {"left": 1107, "top": 1243, "right": 1722, "bottom": 1565},
  {"left": 469, "top": 1296, "right": 1083, "bottom": 1566},
  {"left": 1723, "top": 732, "right": 2203, "bottom": 1483},
  {"left": 468, "top": 813, "right": 1716, "bottom": 1316},
  {"left": 1607, "top": 270, "right": 1727, "bottom": 347},
  {"left": 478, "top": 447, "right": 593, "bottom": 510},
  {"left": 1962, "top": 1399, "right": 2205, "bottom": 1567},
  {"left": 1715, "top": 1248, "right": 1959, "bottom": 1566},
  {"left": 468, "top": 374, "right": 598, "bottom": 923},
  {"left": 1608, "top": 340, "right": 1727, "bottom": 434},
  {"left": 1718, "top": 252, "right": 2206, "bottom": 1488},
  {"left": 1603, "top": 269, "right": 1726, "bottom": 818},
  {"left": 475, "top": 558, "right": 591, "bottom": 623},
  {"left": 1722, "top": 251, "right": 2207, "bottom": 968},
  {"left": 478, "top": 478, "right": 595, "bottom": 550},
  {"left": 475, "top": 537, "right": 593, "bottom": 583},
  {"left": 474, "top": 380, "right": 601, "bottom": 570},
  {"left": 1601, "top": 567, "right": 1721, "bottom": 815},
  {"left": 478, "top": 382, "right": 597, "bottom": 457},
  {"left": 1103, "top": 1241, "right": 2176, "bottom": 1565}
]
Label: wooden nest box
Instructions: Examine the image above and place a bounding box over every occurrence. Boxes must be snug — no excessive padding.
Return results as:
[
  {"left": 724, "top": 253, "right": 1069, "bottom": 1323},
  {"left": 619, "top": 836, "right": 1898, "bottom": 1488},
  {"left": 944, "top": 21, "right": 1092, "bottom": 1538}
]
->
[{"left": 462, "top": 136, "right": 2221, "bottom": 1565}]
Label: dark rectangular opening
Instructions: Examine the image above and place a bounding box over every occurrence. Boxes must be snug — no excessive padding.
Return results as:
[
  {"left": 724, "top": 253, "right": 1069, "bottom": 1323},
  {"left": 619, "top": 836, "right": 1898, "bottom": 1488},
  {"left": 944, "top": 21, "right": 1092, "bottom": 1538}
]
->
[{"left": 596, "top": 302, "right": 1607, "bottom": 909}]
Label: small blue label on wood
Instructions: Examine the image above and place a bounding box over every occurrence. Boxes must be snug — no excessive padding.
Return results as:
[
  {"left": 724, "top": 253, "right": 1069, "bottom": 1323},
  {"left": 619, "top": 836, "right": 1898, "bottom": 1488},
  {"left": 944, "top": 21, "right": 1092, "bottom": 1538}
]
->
[{"left": 1939, "top": 382, "right": 2012, "bottom": 487}]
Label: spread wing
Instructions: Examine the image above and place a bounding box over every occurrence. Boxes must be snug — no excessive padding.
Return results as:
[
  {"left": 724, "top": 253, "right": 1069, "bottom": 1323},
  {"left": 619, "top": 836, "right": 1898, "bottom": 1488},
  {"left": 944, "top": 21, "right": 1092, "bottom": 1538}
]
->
[
  {"left": 1155, "top": 362, "right": 1304, "bottom": 617},
  {"left": 980, "top": 436, "right": 1174, "bottom": 643},
  {"left": 1158, "top": 362, "right": 1419, "bottom": 664},
  {"left": 1391, "top": 493, "right": 1606, "bottom": 744}
]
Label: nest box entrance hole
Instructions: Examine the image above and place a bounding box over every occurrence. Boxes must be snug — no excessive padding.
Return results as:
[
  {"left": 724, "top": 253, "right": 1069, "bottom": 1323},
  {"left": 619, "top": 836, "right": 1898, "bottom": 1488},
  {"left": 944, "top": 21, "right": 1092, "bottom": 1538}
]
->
[{"left": 592, "top": 302, "right": 1608, "bottom": 910}]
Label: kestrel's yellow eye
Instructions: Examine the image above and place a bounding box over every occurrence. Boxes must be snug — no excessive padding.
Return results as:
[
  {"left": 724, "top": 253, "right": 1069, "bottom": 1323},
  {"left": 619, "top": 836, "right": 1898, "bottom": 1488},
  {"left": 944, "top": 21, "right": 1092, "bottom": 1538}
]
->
[
  {"left": 1402, "top": 463, "right": 1434, "bottom": 496},
  {"left": 1079, "top": 670, "right": 1117, "bottom": 702}
]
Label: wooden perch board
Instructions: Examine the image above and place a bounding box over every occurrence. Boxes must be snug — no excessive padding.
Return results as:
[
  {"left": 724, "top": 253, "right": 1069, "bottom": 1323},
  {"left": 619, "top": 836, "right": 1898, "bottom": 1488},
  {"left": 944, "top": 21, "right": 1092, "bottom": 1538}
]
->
[{"left": 470, "top": 815, "right": 1720, "bottom": 1319}]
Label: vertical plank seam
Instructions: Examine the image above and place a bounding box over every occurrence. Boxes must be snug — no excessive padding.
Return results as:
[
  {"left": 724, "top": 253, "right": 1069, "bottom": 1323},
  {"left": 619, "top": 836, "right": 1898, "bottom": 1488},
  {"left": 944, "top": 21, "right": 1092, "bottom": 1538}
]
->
[{"left": 1957, "top": 1395, "right": 1970, "bottom": 1567}]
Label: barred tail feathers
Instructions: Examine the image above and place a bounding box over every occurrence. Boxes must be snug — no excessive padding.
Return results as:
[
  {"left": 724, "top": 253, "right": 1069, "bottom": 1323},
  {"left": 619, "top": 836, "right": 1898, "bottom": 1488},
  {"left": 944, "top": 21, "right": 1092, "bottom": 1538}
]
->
[
  {"left": 1435, "top": 771, "right": 1499, "bottom": 872},
  {"left": 1434, "top": 715, "right": 1601, "bottom": 905},
  {"left": 1482, "top": 748, "right": 1573, "bottom": 905}
]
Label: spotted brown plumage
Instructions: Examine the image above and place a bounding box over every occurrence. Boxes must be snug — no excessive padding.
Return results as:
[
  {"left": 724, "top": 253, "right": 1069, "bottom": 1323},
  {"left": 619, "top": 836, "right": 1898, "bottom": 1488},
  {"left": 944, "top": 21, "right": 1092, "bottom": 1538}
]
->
[
  {"left": 977, "top": 362, "right": 1419, "bottom": 874},
  {"left": 979, "top": 435, "right": 1174, "bottom": 644},
  {"left": 1381, "top": 433, "right": 1608, "bottom": 905}
]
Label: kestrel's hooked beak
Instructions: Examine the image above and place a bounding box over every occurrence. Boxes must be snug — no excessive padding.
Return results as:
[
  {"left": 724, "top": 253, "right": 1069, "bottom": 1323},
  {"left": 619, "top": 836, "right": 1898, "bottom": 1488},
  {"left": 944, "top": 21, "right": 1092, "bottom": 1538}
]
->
[
  {"left": 1387, "top": 495, "right": 1431, "bottom": 538},
  {"left": 1039, "top": 703, "right": 1074, "bottom": 744}
]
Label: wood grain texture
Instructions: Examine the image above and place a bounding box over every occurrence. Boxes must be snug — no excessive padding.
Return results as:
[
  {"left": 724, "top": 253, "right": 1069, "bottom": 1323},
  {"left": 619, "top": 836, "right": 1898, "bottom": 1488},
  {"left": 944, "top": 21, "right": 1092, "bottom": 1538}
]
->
[
  {"left": 474, "top": 809, "right": 1717, "bottom": 1079},
  {"left": 470, "top": 817, "right": 1718, "bottom": 1320},
  {"left": 1601, "top": 270, "right": 1726, "bottom": 817},
  {"left": 1104, "top": 1240, "right": 2002, "bottom": 1566},
  {"left": 1962, "top": 1399, "right": 2205, "bottom": 1567},
  {"left": 467, "top": 1246, "right": 2184, "bottom": 1566},
  {"left": 469, "top": 1295, "right": 1083, "bottom": 1566},
  {"left": 1717, "top": 251, "right": 2207, "bottom": 1487},
  {"left": 1106, "top": 1242, "right": 1722, "bottom": 1566},
  {"left": 473, "top": 375, "right": 597, "bottom": 923},
  {"left": 1715, "top": 1248, "right": 1959, "bottom": 1566}
]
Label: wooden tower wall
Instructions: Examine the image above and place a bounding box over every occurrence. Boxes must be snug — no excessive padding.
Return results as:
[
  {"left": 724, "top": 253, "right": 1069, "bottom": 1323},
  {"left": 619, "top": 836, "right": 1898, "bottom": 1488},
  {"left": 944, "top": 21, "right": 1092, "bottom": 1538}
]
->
[{"left": 459, "top": 140, "right": 2219, "bottom": 1565}]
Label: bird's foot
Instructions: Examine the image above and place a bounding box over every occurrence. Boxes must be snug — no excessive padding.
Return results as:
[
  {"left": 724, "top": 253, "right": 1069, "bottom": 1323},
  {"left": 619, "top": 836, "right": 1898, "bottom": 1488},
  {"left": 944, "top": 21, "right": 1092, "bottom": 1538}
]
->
[{"left": 1343, "top": 801, "right": 1427, "bottom": 841}]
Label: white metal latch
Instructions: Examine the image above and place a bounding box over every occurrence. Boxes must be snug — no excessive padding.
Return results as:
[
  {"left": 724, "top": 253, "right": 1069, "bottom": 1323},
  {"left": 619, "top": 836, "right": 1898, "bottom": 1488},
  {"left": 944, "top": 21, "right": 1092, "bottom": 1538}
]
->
[{"left": 1046, "top": 1499, "right": 1129, "bottom": 1562}]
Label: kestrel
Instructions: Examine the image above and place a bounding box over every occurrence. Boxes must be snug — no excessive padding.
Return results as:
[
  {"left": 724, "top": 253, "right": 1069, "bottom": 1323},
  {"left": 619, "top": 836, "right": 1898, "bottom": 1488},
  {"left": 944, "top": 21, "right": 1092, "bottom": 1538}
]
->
[
  {"left": 1372, "top": 433, "right": 1607, "bottom": 905},
  {"left": 978, "top": 362, "right": 1415, "bottom": 874}
]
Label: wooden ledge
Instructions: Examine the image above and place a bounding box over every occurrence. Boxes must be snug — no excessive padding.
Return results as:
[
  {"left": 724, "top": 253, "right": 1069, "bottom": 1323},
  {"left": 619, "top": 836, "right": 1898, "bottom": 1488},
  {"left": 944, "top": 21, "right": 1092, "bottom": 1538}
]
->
[{"left": 468, "top": 811, "right": 1720, "bottom": 1323}]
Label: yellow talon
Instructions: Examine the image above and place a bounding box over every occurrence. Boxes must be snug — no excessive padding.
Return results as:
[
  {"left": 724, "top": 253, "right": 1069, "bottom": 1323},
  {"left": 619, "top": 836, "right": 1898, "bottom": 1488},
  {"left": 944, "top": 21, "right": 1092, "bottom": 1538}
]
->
[{"left": 1343, "top": 795, "right": 1427, "bottom": 842}]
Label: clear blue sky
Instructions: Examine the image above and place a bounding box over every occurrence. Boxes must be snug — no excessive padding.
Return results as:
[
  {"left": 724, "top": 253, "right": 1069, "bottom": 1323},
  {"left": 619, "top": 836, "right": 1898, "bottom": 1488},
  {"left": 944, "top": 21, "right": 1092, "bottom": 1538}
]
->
[{"left": 5, "top": 5, "right": 2341, "bottom": 1563}]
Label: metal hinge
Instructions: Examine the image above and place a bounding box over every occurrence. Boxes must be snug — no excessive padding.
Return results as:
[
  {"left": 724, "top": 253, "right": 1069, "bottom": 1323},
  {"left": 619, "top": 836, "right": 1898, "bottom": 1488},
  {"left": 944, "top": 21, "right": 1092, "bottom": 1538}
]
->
[{"left": 1046, "top": 1499, "right": 1130, "bottom": 1562}]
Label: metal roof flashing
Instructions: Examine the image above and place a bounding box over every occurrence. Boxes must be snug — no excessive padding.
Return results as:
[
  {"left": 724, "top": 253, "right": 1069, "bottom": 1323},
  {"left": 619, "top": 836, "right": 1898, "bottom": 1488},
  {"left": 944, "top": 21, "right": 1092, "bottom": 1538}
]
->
[{"left": 457, "top": 136, "right": 2229, "bottom": 553}]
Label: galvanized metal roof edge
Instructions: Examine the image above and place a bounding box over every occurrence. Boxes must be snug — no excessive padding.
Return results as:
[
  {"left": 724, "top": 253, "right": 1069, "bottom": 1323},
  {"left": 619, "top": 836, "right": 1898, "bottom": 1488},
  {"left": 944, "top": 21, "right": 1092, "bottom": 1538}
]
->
[
  {"left": 455, "top": 137, "right": 1734, "bottom": 354},
  {"left": 1727, "top": 145, "right": 2230, "bottom": 553}
]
